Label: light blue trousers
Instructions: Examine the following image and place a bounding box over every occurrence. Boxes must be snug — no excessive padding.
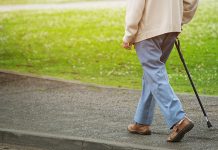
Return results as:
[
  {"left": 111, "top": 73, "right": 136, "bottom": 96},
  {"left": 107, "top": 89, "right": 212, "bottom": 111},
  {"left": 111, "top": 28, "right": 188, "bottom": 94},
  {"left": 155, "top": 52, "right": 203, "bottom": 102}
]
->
[{"left": 134, "top": 33, "right": 186, "bottom": 129}]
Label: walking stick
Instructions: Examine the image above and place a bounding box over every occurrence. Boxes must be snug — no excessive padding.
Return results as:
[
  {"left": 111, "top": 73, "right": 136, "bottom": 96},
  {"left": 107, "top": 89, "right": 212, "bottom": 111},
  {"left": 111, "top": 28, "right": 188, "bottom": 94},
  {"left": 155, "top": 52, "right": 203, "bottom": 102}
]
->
[{"left": 174, "top": 38, "right": 212, "bottom": 128}]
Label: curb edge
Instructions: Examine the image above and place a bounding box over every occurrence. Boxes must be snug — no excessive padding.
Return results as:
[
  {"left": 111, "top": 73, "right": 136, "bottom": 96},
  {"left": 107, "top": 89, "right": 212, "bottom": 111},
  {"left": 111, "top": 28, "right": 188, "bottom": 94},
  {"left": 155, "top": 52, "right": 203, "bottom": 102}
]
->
[{"left": 0, "top": 128, "right": 171, "bottom": 150}]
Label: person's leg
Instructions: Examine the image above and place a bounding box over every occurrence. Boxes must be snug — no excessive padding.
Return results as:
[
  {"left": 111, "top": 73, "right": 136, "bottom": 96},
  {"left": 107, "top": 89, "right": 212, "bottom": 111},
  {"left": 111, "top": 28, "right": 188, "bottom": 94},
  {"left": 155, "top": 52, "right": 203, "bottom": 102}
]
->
[
  {"left": 134, "top": 33, "right": 186, "bottom": 129},
  {"left": 160, "top": 32, "right": 179, "bottom": 63},
  {"left": 134, "top": 72, "right": 156, "bottom": 125}
]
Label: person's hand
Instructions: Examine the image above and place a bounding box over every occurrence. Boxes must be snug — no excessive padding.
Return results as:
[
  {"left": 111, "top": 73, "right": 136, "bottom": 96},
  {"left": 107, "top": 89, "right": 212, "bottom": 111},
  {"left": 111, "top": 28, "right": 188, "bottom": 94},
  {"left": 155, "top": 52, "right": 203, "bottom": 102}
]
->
[{"left": 122, "top": 41, "right": 132, "bottom": 50}]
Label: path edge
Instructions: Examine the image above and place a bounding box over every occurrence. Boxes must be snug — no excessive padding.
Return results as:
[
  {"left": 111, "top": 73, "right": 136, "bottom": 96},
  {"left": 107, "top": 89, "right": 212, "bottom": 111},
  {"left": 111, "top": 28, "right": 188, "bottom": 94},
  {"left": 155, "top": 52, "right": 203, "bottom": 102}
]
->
[{"left": 0, "top": 128, "right": 171, "bottom": 150}]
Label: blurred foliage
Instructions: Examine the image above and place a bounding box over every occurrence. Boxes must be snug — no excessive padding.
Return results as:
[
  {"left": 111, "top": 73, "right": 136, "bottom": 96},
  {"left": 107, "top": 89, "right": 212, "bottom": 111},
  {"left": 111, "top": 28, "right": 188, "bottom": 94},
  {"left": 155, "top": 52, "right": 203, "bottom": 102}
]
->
[{"left": 0, "top": 0, "right": 217, "bottom": 95}]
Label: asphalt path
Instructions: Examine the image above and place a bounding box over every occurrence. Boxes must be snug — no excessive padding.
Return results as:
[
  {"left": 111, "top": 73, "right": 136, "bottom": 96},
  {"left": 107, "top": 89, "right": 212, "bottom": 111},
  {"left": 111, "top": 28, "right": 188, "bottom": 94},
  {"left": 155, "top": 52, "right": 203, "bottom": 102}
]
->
[
  {"left": 0, "top": 143, "right": 45, "bottom": 150},
  {"left": 0, "top": 70, "right": 218, "bottom": 149},
  {"left": 0, "top": 1, "right": 126, "bottom": 12}
]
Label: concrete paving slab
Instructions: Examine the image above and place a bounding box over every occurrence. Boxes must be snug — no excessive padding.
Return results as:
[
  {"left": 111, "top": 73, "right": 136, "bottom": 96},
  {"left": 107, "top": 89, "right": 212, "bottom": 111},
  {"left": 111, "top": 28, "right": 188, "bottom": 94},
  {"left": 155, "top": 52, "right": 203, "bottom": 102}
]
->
[{"left": 0, "top": 70, "right": 218, "bottom": 149}]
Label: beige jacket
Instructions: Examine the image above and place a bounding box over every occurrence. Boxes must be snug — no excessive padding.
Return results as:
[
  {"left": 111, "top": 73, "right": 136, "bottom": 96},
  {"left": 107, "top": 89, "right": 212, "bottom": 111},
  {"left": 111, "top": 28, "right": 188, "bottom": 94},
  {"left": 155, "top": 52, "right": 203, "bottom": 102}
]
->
[{"left": 123, "top": 0, "right": 199, "bottom": 43}]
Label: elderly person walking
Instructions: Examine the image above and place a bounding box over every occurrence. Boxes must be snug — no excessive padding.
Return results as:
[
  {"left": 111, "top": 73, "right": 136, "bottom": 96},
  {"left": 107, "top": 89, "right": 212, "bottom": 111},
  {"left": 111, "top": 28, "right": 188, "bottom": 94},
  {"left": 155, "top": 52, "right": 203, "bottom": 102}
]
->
[{"left": 122, "top": 0, "right": 199, "bottom": 142}]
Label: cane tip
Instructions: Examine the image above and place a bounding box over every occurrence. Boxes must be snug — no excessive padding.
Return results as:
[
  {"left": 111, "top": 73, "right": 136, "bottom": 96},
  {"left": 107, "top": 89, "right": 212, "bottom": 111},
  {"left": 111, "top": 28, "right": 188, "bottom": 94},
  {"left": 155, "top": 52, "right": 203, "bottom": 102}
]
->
[{"left": 207, "top": 121, "right": 213, "bottom": 128}]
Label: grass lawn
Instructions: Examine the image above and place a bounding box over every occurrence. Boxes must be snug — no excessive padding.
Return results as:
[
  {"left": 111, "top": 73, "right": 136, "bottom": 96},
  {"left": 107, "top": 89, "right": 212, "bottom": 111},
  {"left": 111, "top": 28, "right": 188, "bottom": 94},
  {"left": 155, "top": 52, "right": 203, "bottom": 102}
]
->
[
  {"left": 0, "top": 0, "right": 217, "bottom": 95},
  {"left": 0, "top": 0, "right": 102, "bottom": 5}
]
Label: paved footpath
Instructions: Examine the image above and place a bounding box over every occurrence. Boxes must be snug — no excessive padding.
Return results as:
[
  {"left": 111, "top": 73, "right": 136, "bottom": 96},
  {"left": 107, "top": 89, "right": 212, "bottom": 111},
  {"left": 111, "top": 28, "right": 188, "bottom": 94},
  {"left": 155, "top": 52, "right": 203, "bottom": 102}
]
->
[
  {"left": 0, "top": 70, "right": 218, "bottom": 150},
  {"left": 0, "top": 143, "right": 45, "bottom": 150},
  {"left": 0, "top": 1, "right": 126, "bottom": 12}
]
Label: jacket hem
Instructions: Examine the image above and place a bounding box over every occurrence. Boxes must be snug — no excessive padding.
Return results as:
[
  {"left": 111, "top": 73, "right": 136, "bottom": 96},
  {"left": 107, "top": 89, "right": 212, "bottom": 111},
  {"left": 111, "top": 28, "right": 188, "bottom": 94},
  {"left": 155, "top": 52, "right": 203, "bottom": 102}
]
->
[{"left": 134, "top": 27, "right": 182, "bottom": 43}]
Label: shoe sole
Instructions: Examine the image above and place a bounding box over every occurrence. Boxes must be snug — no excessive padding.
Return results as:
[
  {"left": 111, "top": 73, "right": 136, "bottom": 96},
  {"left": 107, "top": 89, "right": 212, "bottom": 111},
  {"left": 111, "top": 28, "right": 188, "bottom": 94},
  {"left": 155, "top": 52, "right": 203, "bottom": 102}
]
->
[
  {"left": 127, "top": 128, "right": 151, "bottom": 135},
  {"left": 168, "top": 122, "right": 194, "bottom": 142}
]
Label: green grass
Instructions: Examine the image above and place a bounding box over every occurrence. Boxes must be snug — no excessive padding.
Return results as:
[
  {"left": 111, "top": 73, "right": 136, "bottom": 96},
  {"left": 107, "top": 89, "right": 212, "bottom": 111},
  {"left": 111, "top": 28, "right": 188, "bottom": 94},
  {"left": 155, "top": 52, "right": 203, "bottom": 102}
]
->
[
  {"left": 0, "top": 0, "right": 102, "bottom": 5},
  {"left": 0, "top": 0, "right": 217, "bottom": 95}
]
